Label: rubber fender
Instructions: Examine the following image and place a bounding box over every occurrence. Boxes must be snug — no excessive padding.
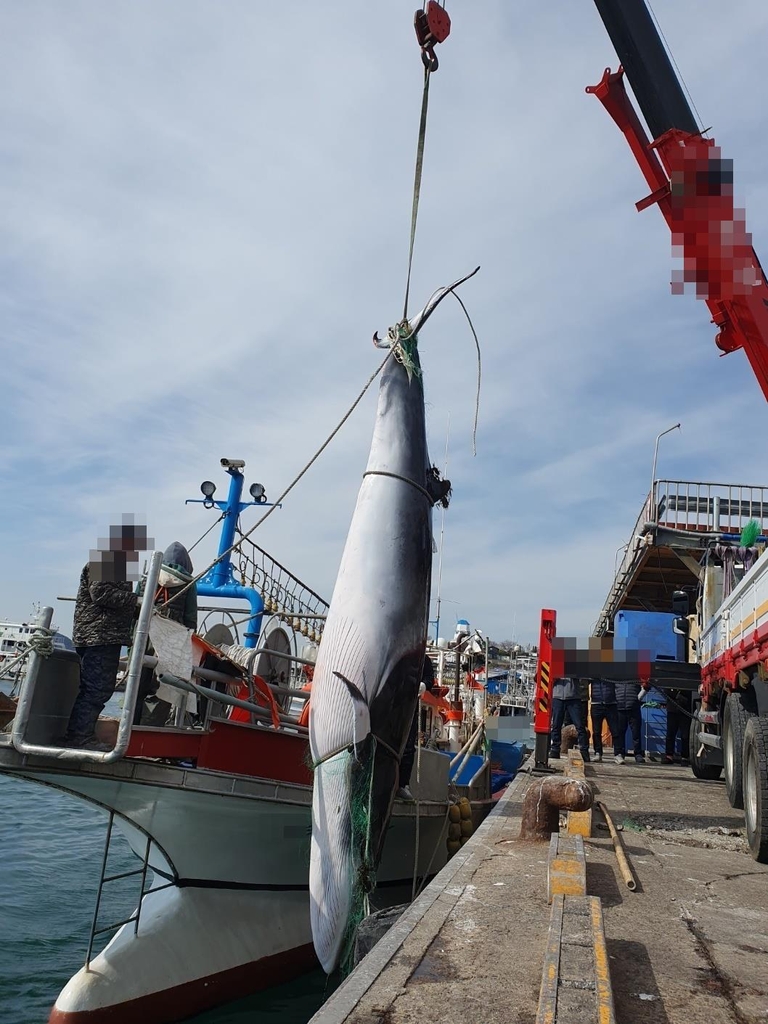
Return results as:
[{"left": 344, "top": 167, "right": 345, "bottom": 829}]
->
[
  {"left": 448, "top": 803, "right": 461, "bottom": 824},
  {"left": 458, "top": 797, "right": 472, "bottom": 821},
  {"left": 460, "top": 818, "right": 474, "bottom": 838},
  {"left": 447, "top": 838, "right": 461, "bottom": 857},
  {"left": 459, "top": 835, "right": 470, "bottom": 846},
  {"left": 448, "top": 822, "right": 462, "bottom": 842}
]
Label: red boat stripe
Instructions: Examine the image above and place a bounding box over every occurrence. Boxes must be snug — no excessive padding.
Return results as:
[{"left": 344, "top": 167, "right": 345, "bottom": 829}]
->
[{"left": 48, "top": 942, "right": 318, "bottom": 1024}]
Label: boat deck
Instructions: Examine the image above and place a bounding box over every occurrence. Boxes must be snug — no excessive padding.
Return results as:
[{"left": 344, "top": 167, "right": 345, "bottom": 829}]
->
[{"left": 310, "top": 759, "right": 768, "bottom": 1024}]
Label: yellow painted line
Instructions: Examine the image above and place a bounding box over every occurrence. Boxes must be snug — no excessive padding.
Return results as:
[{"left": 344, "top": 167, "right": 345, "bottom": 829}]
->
[
  {"left": 567, "top": 809, "right": 592, "bottom": 837},
  {"left": 536, "top": 895, "right": 616, "bottom": 1024},
  {"left": 727, "top": 598, "right": 768, "bottom": 643},
  {"left": 536, "top": 894, "right": 562, "bottom": 1024},
  {"left": 548, "top": 835, "right": 586, "bottom": 903},
  {"left": 590, "top": 896, "right": 616, "bottom": 1024}
]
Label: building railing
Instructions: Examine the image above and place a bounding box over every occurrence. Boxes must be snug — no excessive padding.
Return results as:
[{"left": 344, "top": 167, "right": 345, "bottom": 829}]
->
[{"left": 594, "top": 479, "right": 768, "bottom": 637}]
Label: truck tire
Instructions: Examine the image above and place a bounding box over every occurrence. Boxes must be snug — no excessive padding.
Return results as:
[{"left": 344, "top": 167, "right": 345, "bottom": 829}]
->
[
  {"left": 689, "top": 711, "right": 722, "bottom": 781},
  {"left": 724, "top": 692, "right": 755, "bottom": 808},
  {"left": 743, "top": 717, "right": 768, "bottom": 863}
]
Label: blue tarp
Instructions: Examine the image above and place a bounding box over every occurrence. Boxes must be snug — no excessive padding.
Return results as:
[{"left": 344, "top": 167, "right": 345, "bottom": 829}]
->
[{"left": 440, "top": 739, "right": 526, "bottom": 791}]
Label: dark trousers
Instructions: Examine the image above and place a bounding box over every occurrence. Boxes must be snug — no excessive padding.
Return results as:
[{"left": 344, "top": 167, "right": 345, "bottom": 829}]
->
[
  {"left": 665, "top": 703, "right": 690, "bottom": 759},
  {"left": 591, "top": 704, "right": 619, "bottom": 755},
  {"left": 551, "top": 698, "right": 589, "bottom": 756},
  {"left": 580, "top": 700, "right": 591, "bottom": 745},
  {"left": 616, "top": 702, "right": 643, "bottom": 757},
  {"left": 68, "top": 644, "right": 122, "bottom": 741}
]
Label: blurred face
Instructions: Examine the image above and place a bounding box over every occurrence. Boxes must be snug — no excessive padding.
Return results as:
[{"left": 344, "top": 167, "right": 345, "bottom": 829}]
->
[{"left": 89, "top": 518, "right": 153, "bottom": 583}]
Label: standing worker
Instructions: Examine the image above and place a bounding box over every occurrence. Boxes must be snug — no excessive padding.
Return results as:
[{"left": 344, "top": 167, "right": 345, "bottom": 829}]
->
[
  {"left": 615, "top": 680, "right": 645, "bottom": 764},
  {"left": 590, "top": 677, "right": 619, "bottom": 764},
  {"left": 549, "top": 677, "right": 590, "bottom": 762},
  {"left": 665, "top": 688, "right": 691, "bottom": 764},
  {"left": 65, "top": 521, "right": 150, "bottom": 750}
]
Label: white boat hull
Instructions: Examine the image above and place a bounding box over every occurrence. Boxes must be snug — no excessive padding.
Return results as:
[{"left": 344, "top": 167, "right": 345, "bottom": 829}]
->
[
  {"left": 1, "top": 745, "right": 457, "bottom": 1023},
  {"left": 50, "top": 887, "right": 315, "bottom": 1024}
]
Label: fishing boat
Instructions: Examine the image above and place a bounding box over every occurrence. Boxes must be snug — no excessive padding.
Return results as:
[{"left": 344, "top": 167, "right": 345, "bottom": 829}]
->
[{"left": 0, "top": 460, "right": 494, "bottom": 1024}]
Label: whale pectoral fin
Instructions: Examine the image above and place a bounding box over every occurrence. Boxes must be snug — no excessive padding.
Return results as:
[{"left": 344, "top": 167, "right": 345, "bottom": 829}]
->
[{"left": 333, "top": 671, "right": 369, "bottom": 710}]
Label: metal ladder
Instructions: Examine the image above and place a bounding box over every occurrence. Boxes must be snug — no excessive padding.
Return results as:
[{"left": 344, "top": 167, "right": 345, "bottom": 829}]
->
[{"left": 85, "top": 811, "right": 173, "bottom": 968}]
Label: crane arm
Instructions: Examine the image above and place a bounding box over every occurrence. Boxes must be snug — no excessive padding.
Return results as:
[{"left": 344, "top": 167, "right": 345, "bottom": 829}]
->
[{"left": 588, "top": 0, "right": 768, "bottom": 400}]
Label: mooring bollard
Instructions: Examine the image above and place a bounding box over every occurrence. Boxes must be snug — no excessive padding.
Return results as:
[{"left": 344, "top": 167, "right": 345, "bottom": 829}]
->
[{"left": 520, "top": 777, "right": 593, "bottom": 841}]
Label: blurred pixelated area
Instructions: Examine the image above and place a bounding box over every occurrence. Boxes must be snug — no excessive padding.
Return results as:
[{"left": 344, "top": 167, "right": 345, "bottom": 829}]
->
[
  {"left": 552, "top": 636, "right": 652, "bottom": 663},
  {"left": 669, "top": 142, "right": 761, "bottom": 300},
  {"left": 89, "top": 514, "right": 154, "bottom": 583}
]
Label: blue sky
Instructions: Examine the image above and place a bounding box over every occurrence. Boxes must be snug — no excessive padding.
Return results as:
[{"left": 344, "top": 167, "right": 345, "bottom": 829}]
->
[{"left": 2, "top": 0, "right": 768, "bottom": 645}]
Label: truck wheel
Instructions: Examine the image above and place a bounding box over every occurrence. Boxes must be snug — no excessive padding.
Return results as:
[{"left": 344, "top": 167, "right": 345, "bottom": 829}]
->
[
  {"left": 724, "top": 692, "right": 756, "bottom": 808},
  {"left": 689, "top": 710, "right": 722, "bottom": 780},
  {"left": 743, "top": 717, "right": 768, "bottom": 863}
]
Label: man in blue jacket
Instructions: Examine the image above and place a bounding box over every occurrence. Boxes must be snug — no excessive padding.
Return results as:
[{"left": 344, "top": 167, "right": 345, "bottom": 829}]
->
[{"left": 550, "top": 676, "right": 590, "bottom": 762}]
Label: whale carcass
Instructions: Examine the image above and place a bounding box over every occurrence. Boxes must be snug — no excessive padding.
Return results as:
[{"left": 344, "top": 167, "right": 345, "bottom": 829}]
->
[{"left": 308, "top": 274, "right": 475, "bottom": 973}]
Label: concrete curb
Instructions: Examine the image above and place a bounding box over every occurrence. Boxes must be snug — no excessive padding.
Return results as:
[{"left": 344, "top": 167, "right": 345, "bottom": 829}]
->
[{"left": 308, "top": 758, "right": 533, "bottom": 1024}]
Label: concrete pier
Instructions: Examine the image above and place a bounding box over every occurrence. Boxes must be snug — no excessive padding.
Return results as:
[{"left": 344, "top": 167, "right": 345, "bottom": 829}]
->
[{"left": 310, "top": 760, "right": 768, "bottom": 1024}]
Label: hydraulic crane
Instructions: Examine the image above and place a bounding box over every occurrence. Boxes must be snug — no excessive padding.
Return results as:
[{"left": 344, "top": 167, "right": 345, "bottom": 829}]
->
[
  {"left": 533, "top": 0, "right": 768, "bottom": 771},
  {"left": 587, "top": 0, "right": 768, "bottom": 398}
]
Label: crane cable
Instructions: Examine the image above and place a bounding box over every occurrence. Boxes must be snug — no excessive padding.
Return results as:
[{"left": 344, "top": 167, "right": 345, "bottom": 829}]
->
[
  {"left": 402, "top": 67, "right": 432, "bottom": 322},
  {"left": 403, "top": 1, "right": 452, "bottom": 321}
]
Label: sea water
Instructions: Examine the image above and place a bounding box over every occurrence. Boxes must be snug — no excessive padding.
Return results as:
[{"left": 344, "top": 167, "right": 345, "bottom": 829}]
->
[
  {"left": 0, "top": 773, "right": 330, "bottom": 1023},
  {"left": 0, "top": 670, "right": 331, "bottom": 1024}
]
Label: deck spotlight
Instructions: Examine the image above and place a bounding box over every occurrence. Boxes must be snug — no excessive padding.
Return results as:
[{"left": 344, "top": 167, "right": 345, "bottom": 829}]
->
[
  {"left": 249, "top": 482, "right": 266, "bottom": 503},
  {"left": 201, "top": 480, "right": 217, "bottom": 508}
]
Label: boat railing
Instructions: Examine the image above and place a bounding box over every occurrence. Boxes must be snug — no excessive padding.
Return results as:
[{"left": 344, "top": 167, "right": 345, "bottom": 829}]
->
[
  {"left": 157, "top": 668, "right": 309, "bottom": 736},
  {"left": 234, "top": 535, "right": 329, "bottom": 644},
  {"left": 11, "top": 551, "right": 164, "bottom": 764}
]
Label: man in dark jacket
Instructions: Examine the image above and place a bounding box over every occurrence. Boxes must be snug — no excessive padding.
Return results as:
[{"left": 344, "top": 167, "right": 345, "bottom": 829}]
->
[
  {"left": 590, "top": 678, "right": 620, "bottom": 764},
  {"left": 66, "top": 524, "right": 149, "bottom": 749},
  {"left": 550, "top": 677, "right": 590, "bottom": 762},
  {"left": 615, "top": 681, "right": 644, "bottom": 763}
]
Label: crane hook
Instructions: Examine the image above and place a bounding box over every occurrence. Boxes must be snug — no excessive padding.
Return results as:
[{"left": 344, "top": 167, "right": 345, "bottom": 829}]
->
[{"left": 414, "top": 1, "right": 451, "bottom": 72}]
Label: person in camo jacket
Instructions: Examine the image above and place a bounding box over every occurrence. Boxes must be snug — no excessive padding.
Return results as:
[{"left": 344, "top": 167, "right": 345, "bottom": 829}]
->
[{"left": 64, "top": 521, "right": 150, "bottom": 751}]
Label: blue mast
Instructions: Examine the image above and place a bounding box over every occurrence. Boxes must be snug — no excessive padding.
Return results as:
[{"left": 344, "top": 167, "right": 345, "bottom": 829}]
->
[{"left": 186, "top": 460, "right": 278, "bottom": 648}]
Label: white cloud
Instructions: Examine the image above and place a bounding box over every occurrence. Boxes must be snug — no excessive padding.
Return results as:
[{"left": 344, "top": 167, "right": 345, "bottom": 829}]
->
[{"left": 2, "top": 1, "right": 768, "bottom": 645}]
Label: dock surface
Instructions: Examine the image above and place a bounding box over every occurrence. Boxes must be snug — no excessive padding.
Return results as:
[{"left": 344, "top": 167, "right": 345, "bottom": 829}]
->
[{"left": 311, "top": 760, "right": 768, "bottom": 1024}]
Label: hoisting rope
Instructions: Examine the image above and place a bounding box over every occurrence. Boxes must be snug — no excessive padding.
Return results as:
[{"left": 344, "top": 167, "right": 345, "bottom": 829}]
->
[
  {"left": 159, "top": 349, "right": 395, "bottom": 612},
  {"left": 161, "top": 4, "right": 454, "bottom": 614},
  {"left": 402, "top": 68, "right": 431, "bottom": 323},
  {"left": 403, "top": 1, "right": 452, "bottom": 321}
]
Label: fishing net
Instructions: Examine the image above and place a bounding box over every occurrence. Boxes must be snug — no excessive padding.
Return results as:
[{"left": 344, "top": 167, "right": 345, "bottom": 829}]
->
[
  {"left": 312, "top": 738, "right": 381, "bottom": 977},
  {"left": 394, "top": 325, "right": 423, "bottom": 384}
]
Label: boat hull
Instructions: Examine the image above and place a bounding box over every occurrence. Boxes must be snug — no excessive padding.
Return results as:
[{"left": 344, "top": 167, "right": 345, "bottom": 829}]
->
[
  {"left": 49, "top": 887, "right": 316, "bottom": 1024},
  {"left": 0, "top": 743, "right": 464, "bottom": 1023}
]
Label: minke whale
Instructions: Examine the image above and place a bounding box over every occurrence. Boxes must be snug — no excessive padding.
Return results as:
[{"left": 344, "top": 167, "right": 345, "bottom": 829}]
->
[{"left": 308, "top": 270, "right": 477, "bottom": 974}]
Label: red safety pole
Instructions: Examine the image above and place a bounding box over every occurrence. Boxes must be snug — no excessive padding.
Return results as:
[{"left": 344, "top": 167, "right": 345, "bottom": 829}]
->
[{"left": 534, "top": 609, "right": 557, "bottom": 768}]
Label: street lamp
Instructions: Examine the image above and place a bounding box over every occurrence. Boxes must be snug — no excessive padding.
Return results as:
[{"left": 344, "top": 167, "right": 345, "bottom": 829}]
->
[{"left": 650, "top": 423, "right": 681, "bottom": 521}]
